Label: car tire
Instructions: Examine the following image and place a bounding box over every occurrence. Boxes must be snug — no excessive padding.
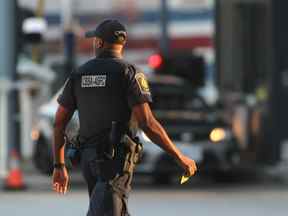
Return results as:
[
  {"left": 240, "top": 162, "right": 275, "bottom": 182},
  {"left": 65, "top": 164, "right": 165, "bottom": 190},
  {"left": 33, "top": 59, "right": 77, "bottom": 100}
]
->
[
  {"left": 33, "top": 134, "right": 53, "bottom": 175},
  {"left": 152, "top": 173, "right": 172, "bottom": 185}
]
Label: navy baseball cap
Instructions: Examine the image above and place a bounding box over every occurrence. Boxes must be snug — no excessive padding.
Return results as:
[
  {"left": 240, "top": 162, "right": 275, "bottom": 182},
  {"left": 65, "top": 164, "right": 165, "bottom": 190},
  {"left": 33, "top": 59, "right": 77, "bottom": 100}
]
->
[{"left": 85, "top": 19, "right": 127, "bottom": 44}]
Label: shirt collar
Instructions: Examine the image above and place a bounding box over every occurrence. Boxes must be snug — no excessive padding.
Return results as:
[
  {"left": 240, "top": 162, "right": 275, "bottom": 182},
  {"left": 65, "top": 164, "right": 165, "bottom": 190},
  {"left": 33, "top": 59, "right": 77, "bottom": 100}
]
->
[{"left": 96, "top": 49, "right": 122, "bottom": 59}]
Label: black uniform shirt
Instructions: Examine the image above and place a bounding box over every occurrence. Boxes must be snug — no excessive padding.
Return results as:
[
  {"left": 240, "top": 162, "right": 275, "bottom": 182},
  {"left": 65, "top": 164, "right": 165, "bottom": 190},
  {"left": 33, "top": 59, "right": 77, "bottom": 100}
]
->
[{"left": 57, "top": 50, "right": 152, "bottom": 139}]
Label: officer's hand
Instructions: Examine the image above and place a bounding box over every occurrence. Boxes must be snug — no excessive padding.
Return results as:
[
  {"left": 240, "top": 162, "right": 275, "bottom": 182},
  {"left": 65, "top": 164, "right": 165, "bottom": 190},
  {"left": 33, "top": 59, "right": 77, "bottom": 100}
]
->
[
  {"left": 178, "top": 155, "right": 198, "bottom": 176},
  {"left": 52, "top": 167, "right": 69, "bottom": 194}
]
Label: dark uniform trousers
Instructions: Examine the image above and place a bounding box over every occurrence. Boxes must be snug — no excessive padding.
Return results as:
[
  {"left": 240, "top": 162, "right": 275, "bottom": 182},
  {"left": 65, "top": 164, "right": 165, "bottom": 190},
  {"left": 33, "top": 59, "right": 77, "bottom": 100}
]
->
[{"left": 81, "top": 148, "right": 132, "bottom": 216}]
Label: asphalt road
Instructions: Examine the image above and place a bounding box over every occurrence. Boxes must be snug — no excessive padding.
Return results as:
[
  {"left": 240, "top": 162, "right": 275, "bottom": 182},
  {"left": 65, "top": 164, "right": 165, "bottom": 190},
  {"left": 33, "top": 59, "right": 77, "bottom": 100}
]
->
[{"left": 1, "top": 171, "right": 288, "bottom": 216}]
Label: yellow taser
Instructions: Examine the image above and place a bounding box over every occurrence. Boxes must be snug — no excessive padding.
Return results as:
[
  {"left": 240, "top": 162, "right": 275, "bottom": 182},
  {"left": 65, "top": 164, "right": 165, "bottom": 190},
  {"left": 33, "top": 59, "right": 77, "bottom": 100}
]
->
[{"left": 180, "top": 174, "right": 190, "bottom": 184}]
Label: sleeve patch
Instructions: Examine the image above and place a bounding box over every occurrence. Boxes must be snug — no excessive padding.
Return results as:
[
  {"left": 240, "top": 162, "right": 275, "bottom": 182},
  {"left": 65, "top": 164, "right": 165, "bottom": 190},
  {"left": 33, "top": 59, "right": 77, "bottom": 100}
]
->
[{"left": 135, "top": 73, "right": 150, "bottom": 94}]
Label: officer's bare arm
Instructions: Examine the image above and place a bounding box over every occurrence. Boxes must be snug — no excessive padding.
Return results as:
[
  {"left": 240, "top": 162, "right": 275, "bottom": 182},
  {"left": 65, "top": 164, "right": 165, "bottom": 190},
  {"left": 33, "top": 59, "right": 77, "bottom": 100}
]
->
[
  {"left": 132, "top": 102, "right": 183, "bottom": 162},
  {"left": 53, "top": 105, "right": 74, "bottom": 165}
]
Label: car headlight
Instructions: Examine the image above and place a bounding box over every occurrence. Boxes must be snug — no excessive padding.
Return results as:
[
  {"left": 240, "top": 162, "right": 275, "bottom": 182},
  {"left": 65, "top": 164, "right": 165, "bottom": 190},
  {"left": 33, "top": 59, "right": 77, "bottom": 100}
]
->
[
  {"left": 31, "top": 128, "right": 40, "bottom": 141},
  {"left": 209, "top": 128, "right": 227, "bottom": 143}
]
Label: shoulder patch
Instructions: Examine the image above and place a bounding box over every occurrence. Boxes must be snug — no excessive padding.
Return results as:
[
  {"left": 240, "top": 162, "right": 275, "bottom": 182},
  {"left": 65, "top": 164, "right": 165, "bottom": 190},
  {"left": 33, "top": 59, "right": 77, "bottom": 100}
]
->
[
  {"left": 135, "top": 73, "right": 150, "bottom": 94},
  {"left": 81, "top": 75, "right": 106, "bottom": 88}
]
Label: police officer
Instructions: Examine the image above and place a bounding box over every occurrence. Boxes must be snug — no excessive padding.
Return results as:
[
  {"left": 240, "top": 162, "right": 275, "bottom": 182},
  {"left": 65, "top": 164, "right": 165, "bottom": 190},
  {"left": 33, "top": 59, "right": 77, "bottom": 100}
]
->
[{"left": 52, "top": 19, "right": 197, "bottom": 216}]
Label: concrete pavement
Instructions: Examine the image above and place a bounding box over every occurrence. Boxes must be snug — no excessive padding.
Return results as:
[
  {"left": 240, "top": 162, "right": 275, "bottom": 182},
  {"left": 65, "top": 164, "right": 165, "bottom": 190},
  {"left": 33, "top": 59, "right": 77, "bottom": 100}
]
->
[
  {"left": 1, "top": 160, "right": 288, "bottom": 216},
  {"left": 1, "top": 184, "right": 288, "bottom": 216},
  {"left": 1, "top": 170, "right": 288, "bottom": 216}
]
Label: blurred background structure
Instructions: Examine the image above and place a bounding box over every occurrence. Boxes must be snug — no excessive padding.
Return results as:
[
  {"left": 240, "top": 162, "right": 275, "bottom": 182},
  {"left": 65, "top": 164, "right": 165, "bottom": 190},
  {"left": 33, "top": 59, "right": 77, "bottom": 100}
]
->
[{"left": 1, "top": 0, "right": 288, "bottom": 215}]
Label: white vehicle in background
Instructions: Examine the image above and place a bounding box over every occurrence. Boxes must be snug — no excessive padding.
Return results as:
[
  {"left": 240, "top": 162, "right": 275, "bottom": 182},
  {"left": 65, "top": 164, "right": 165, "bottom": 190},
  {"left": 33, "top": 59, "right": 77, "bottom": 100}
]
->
[{"left": 32, "top": 70, "right": 238, "bottom": 184}]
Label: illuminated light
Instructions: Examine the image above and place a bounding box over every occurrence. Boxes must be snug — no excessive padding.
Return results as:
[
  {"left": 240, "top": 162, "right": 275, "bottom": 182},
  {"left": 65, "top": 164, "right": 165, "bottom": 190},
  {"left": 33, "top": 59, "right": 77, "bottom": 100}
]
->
[
  {"left": 209, "top": 128, "right": 226, "bottom": 143},
  {"left": 31, "top": 129, "right": 40, "bottom": 141},
  {"left": 22, "top": 17, "right": 47, "bottom": 34},
  {"left": 148, "top": 54, "right": 163, "bottom": 69}
]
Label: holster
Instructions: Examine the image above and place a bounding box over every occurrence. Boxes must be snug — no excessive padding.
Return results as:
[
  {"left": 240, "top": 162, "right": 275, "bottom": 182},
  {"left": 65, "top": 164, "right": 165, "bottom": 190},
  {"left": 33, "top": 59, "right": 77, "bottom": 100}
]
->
[
  {"left": 122, "top": 135, "right": 143, "bottom": 174},
  {"left": 82, "top": 122, "right": 143, "bottom": 181},
  {"left": 90, "top": 134, "right": 143, "bottom": 181}
]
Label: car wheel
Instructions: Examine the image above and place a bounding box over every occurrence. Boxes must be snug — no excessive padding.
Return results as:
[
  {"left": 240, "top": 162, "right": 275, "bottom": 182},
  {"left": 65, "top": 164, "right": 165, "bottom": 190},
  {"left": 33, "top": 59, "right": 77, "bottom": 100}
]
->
[
  {"left": 152, "top": 173, "right": 172, "bottom": 185},
  {"left": 33, "top": 134, "right": 53, "bottom": 175},
  {"left": 152, "top": 154, "right": 178, "bottom": 185}
]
